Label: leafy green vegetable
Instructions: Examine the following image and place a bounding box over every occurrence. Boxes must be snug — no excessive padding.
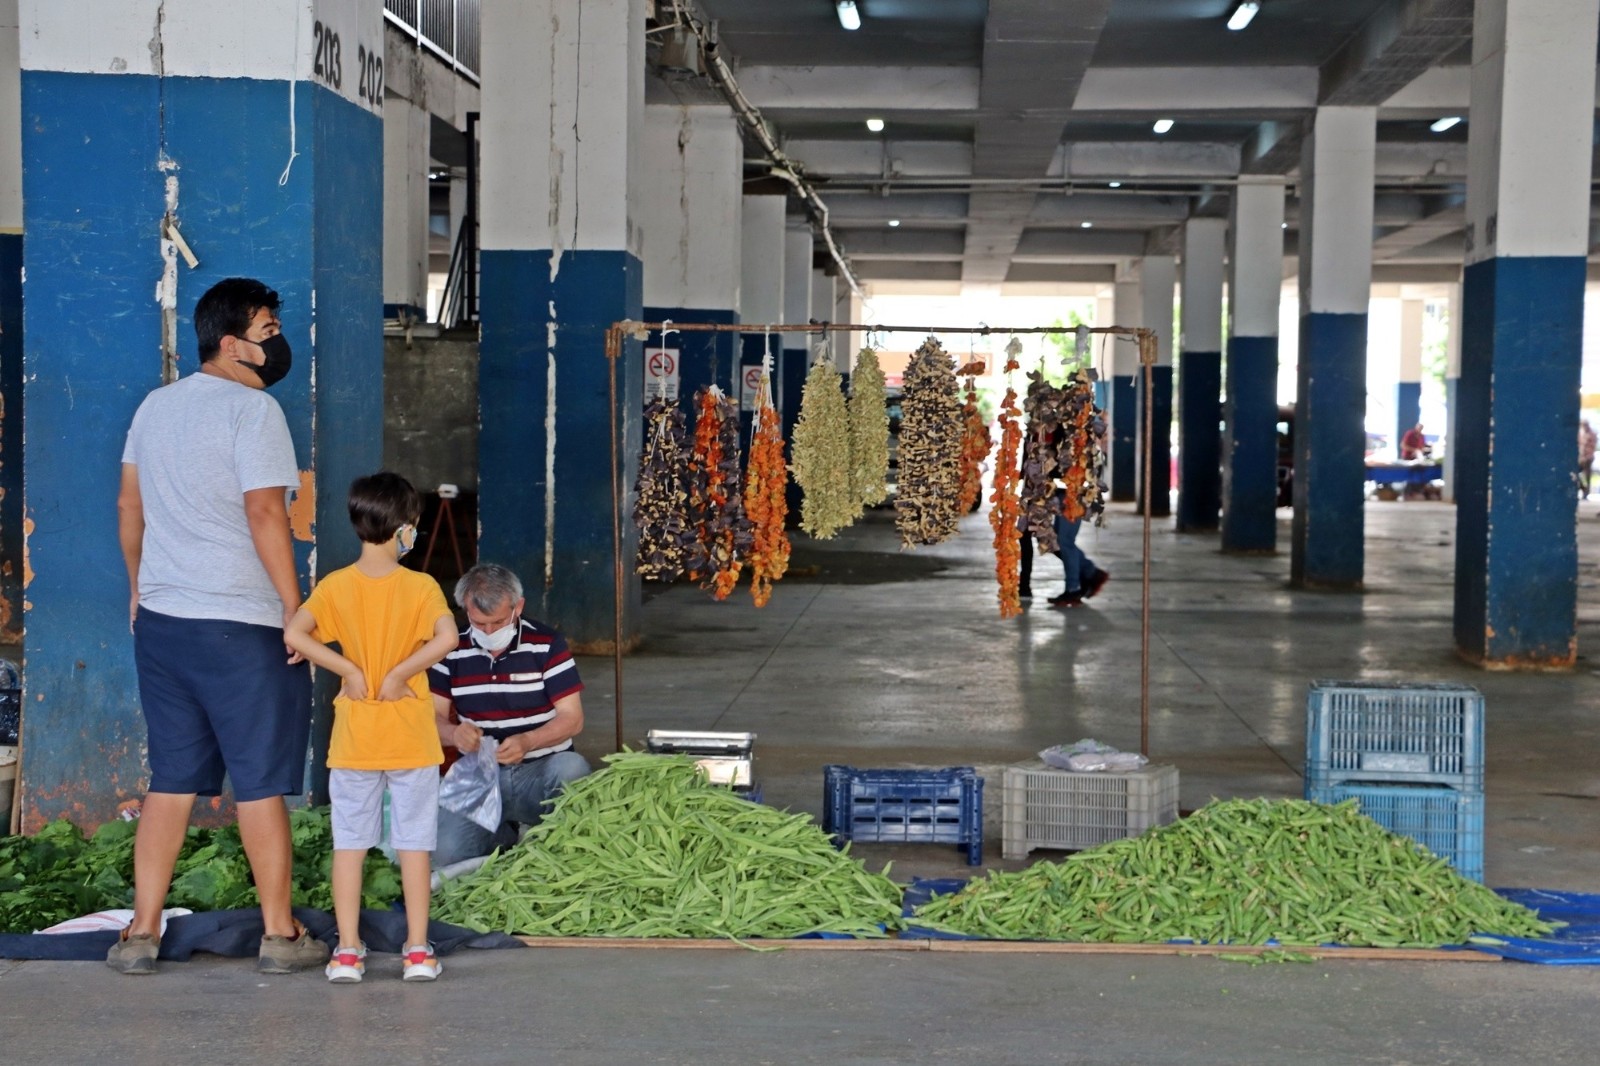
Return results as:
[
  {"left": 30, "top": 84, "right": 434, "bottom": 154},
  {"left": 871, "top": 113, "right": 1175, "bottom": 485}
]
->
[{"left": 0, "top": 806, "right": 400, "bottom": 932}]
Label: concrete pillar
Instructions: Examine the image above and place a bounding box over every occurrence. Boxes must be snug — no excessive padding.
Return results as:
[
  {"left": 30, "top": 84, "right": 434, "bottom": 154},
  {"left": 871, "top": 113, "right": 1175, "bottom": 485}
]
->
[
  {"left": 1178, "top": 218, "right": 1226, "bottom": 532},
  {"left": 1396, "top": 298, "right": 1425, "bottom": 446},
  {"left": 478, "top": 0, "right": 644, "bottom": 649},
  {"left": 835, "top": 285, "right": 861, "bottom": 375},
  {"left": 1137, "top": 255, "right": 1176, "bottom": 517},
  {"left": 1223, "top": 178, "right": 1285, "bottom": 553},
  {"left": 383, "top": 97, "right": 430, "bottom": 321},
  {"left": 812, "top": 270, "right": 836, "bottom": 326},
  {"left": 781, "top": 225, "right": 813, "bottom": 436},
  {"left": 0, "top": 0, "right": 19, "bottom": 644},
  {"left": 1109, "top": 272, "right": 1140, "bottom": 501},
  {"left": 19, "top": 0, "right": 384, "bottom": 824},
  {"left": 740, "top": 194, "right": 786, "bottom": 422},
  {"left": 639, "top": 104, "right": 742, "bottom": 403},
  {"left": 1454, "top": 0, "right": 1599, "bottom": 667},
  {"left": 1443, "top": 277, "right": 1463, "bottom": 501},
  {"left": 1291, "top": 106, "right": 1375, "bottom": 589}
]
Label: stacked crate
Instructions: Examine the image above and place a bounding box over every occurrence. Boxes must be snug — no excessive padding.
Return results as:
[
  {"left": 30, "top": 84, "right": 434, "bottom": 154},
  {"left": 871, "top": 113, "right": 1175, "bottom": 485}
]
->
[{"left": 1303, "top": 681, "right": 1485, "bottom": 881}]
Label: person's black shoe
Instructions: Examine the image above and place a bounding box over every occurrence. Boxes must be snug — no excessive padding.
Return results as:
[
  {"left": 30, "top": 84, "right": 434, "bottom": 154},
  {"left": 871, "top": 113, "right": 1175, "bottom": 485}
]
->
[
  {"left": 1084, "top": 570, "right": 1110, "bottom": 600},
  {"left": 1049, "top": 591, "right": 1084, "bottom": 608},
  {"left": 1018, "top": 586, "right": 1033, "bottom": 600}
]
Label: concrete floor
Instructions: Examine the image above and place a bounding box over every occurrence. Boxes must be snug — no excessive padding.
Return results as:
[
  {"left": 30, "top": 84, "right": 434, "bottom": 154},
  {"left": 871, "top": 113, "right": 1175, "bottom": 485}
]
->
[{"left": 6, "top": 499, "right": 1600, "bottom": 1064}]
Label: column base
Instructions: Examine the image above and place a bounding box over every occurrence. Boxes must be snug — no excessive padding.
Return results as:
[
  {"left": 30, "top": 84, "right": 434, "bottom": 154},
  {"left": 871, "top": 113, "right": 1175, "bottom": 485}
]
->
[
  {"left": 1221, "top": 335, "right": 1279, "bottom": 554},
  {"left": 1290, "top": 312, "right": 1366, "bottom": 588}
]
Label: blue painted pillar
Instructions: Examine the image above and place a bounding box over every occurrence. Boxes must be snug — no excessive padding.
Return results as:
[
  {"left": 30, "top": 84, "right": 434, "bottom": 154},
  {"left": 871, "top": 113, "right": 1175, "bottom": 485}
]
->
[
  {"left": 1453, "top": 0, "right": 1598, "bottom": 668},
  {"left": 0, "top": 5, "right": 20, "bottom": 644},
  {"left": 1395, "top": 297, "right": 1425, "bottom": 448},
  {"left": 1291, "top": 107, "right": 1375, "bottom": 589},
  {"left": 1137, "top": 256, "right": 1175, "bottom": 517},
  {"left": 19, "top": 0, "right": 384, "bottom": 825},
  {"left": 1178, "top": 218, "right": 1225, "bottom": 532},
  {"left": 1222, "top": 177, "right": 1284, "bottom": 553},
  {"left": 1109, "top": 275, "right": 1140, "bottom": 501},
  {"left": 478, "top": 0, "right": 645, "bottom": 650}
]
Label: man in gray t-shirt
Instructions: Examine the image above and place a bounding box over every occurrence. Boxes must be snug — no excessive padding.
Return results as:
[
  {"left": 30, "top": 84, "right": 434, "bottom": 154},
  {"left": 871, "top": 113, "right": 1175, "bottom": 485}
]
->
[{"left": 111, "top": 277, "right": 327, "bottom": 976}]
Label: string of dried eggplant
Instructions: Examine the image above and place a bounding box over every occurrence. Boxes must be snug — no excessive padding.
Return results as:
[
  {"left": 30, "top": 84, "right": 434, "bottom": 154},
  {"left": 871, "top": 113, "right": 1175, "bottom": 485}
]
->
[
  {"left": 957, "top": 374, "right": 989, "bottom": 515},
  {"left": 895, "top": 336, "right": 964, "bottom": 547},
  {"left": 790, "top": 355, "right": 857, "bottom": 539},
  {"left": 632, "top": 398, "right": 692, "bottom": 581},
  {"left": 744, "top": 370, "right": 791, "bottom": 607}
]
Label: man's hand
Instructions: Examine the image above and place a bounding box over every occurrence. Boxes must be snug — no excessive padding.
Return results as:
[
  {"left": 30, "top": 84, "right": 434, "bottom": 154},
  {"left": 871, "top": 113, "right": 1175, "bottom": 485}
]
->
[
  {"left": 376, "top": 673, "right": 411, "bottom": 702},
  {"left": 128, "top": 593, "right": 139, "bottom": 635},
  {"left": 340, "top": 671, "right": 369, "bottom": 701},
  {"left": 282, "top": 607, "right": 305, "bottom": 665},
  {"left": 453, "top": 720, "right": 484, "bottom": 753},
  {"left": 495, "top": 733, "right": 529, "bottom": 765}
]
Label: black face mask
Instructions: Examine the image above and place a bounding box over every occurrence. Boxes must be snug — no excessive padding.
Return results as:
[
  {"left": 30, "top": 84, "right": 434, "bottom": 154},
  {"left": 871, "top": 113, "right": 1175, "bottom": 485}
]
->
[{"left": 247, "top": 334, "right": 293, "bottom": 388}]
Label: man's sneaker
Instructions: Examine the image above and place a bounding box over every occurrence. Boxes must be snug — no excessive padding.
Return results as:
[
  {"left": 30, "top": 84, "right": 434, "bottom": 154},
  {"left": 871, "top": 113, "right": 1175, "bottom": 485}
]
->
[
  {"left": 106, "top": 930, "right": 159, "bottom": 975},
  {"left": 258, "top": 920, "right": 330, "bottom": 974},
  {"left": 401, "top": 943, "right": 442, "bottom": 982},
  {"left": 325, "top": 943, "right": 367, "bottom": 984},
  {"left": 1084, "top": 570, "right": 1110, "bottom": 600},
  {"left": 1050, "top": 591, "right": 1085, "bottom": 608}
]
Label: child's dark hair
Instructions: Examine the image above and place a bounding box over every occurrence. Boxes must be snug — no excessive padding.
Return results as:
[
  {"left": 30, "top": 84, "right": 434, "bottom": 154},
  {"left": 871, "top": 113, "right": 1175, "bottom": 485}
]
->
[
  {"left": 194, "top": 278, "right": 281, "bottom": 361},
  {"left": 348, "top": 472, "right": 422, "bottom": 544}
]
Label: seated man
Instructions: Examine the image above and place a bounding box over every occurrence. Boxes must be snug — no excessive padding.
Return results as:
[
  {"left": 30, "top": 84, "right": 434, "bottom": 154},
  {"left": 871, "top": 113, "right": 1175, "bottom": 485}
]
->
[{"left": 430, "top": 563, "right": 590, "bottom": 867}]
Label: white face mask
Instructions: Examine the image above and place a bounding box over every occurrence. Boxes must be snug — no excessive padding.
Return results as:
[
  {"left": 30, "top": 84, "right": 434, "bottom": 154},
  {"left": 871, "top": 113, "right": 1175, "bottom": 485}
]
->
[{"left": 472, "top": 621, "right": 517, "bottom": 653}]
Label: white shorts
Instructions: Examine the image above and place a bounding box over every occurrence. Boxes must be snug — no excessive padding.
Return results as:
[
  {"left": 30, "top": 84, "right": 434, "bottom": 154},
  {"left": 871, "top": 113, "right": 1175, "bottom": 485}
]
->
[{"left": 328, "top": 766, "right": 440, "bottom": 852}]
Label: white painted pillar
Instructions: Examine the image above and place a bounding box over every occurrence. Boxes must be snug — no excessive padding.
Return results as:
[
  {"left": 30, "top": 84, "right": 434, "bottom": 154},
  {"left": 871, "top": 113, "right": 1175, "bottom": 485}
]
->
[
  {"left": 1224, "top": 177, "right": 1286, "bottom": 552},
  {"left": 1444, "top": 276, "right": 1463, "bottom": 502},
  {"left": 740, "top": 194, "right": 786, "bottom": 404},
  {"left": 1395, "top": 297, "right": 1425, "bottom": 446},
  {"left": 383, "top": 97, "right": 431, "bottom": 320},
  {"left": 1139, "top": 254, "right": 1176, "bottom": 515},
  {"left": 779, "top": 224, "right": 814, "bottom": 430},
  {"left": 1178, "top": 218, "right": 1226, "bottom": 531},
  {"left": 1292, "top": 105, "right": 1376, "bottom": 589}
]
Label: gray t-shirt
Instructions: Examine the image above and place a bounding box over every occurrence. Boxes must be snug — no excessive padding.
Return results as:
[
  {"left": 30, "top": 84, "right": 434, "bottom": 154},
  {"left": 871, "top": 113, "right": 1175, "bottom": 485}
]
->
[{"left": 122, "top": 373, "right": 300, "bottom": 627}]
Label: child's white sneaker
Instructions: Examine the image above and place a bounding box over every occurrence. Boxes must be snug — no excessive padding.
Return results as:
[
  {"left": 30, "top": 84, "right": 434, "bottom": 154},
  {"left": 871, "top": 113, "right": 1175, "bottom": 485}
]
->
[
  {"left": 401, "top": 942, "right": 441, "bottom": 982},
  {"left": 325, "top": 942, "right": 367, "bottom": 983}
]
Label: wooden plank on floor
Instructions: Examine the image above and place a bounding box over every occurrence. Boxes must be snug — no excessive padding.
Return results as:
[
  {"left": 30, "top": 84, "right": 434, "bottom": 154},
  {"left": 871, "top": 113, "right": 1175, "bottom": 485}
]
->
[{"left": 515, "top": 936, "right": 929, "bottom": 951}]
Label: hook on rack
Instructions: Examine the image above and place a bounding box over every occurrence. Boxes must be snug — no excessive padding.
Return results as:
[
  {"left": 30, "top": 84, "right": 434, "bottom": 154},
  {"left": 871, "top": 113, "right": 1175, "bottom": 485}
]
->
[{"left": 661, "top": 318, "right": 679, "bottom": 345}]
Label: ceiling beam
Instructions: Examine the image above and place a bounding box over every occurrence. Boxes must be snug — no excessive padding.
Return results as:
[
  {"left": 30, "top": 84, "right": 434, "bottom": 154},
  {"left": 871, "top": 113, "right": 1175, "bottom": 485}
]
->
[
  {"left": 1371, "top": 200, "right": 1466, "bottom": 261},
  {"left": 1320, "top": 0, "right": 1475, "bottom": 106}
]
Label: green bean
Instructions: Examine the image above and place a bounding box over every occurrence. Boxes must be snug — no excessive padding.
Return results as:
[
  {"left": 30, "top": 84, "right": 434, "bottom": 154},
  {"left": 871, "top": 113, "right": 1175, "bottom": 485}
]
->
[
  {"left": 912, "top": 797, "right": 1558, "bottom": 952},
  {"left": 432, "top": 750, "right": 903, "bottom": 942}
]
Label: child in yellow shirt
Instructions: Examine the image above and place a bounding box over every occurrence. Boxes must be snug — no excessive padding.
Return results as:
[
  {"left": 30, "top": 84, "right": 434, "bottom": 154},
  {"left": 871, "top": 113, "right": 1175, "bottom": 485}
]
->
[{"left": 285, "top": 472, "right": 457, "bottom": 983}]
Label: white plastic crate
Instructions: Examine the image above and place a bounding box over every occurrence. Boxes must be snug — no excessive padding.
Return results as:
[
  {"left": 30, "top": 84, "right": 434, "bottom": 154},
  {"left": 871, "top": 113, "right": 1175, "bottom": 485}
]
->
[{"left": 1002, "top": 760, "right": 1180, "bottom": 860}]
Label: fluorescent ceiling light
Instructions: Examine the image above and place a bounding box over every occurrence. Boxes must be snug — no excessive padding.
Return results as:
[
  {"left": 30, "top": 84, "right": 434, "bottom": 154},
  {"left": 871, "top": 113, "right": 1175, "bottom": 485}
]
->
[
  {"left": 1226, "top": 2, "right": 1260, "bottom": 31},
  {"left": 1108, "top": 181, "right": 1122, "bottom": 188},
  {"left": 887, "top": 219, "right": 901, "bottom": 228},
  {"left": 1430, "top": 116, "right": 1462, "bottom": 133},
  {"left": 1080, "top": 221, "right": 1093, "bottom": 229},
  {"left": 1152, "top": 118, "right": 1175, "bottom": 134},
  {"left": 836, "top": 1, "right": 861, "bottom": 31},
  {"left": 866, "top": 117, "right": 885, "bottom": 133}
]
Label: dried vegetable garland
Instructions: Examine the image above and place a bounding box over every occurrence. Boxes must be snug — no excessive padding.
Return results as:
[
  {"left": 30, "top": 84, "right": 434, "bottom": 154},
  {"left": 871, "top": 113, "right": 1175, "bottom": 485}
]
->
[
  {"left": 790, "top": 355, "right": 857, "bottom": 539},
  {"left": 632, "top": 398, "right": 692, "bottom": 582},
  {"left": 744, "top": 370, "right": 790, "bottom": 607},
  {"left": 957, "top": 374, "right": 989, "bottom": 514},
  {"left": 1020, "top": 366, "right": 1107, "bottom": 551},
  {"left": 686, "top": 387, "right": 752, "bottom": 600},
  {"left": 895, "top": 336, "right": 965, "bottom": 547},
  {"left": 988, "top": 342, "right": 1025, "bottom": 618},
  {"left": 847, "top": 347, "right": 890, "bottom": 510},
  {"left": 1060, "top": 368, "right": 1108, "bottom": 524}
]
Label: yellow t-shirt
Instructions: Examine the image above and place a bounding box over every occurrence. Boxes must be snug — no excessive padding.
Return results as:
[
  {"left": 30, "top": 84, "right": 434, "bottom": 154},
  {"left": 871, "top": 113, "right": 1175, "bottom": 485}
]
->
[{"left": 303, "top": 564, "right": 453, "bottom": 771}]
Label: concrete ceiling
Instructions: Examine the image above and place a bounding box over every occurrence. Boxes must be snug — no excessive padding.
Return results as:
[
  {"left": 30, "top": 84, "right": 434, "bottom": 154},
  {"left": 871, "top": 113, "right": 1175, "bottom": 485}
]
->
[{"left": 667, "top": 0, "right": 1573, "bottom": 289}]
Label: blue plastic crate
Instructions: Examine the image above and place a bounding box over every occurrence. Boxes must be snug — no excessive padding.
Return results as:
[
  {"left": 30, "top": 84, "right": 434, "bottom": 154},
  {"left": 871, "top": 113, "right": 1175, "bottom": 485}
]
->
[
  {"left": 823, "top": 765, "right": 983, "bottom": 866},
  {"left": 1307, "top": 781, "right": 1484, "bottom": 882},
  {"left": 1305, "top": 680, "right": 1484, "bottom": 791}
]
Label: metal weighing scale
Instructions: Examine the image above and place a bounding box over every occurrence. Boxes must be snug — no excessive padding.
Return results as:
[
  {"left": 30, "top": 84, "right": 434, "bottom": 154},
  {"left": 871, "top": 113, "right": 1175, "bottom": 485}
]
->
[{"left": 645, "top": 729, "right": 756, "bottom": 789}]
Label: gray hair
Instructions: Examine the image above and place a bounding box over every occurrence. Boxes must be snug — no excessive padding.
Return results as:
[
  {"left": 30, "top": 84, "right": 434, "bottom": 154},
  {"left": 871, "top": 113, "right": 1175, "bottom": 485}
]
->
[{"left": 454, "top": 563, "right": 524, "bottom": 614}]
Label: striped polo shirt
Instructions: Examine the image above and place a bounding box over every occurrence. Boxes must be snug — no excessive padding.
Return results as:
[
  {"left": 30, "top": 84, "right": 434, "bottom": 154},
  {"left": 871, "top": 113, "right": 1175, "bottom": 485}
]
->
[{"left": 428, "top": 618, "right": 584, "bottom": 760}]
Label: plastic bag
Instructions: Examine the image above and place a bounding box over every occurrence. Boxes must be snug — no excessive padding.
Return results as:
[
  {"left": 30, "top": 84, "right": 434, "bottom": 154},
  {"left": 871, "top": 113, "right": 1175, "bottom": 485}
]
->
[
  {"left": 1039, "top": 738, "right": 1148, "bottom": 773},
  {"left": 438, "top": 737, "right": 502, "bottom": 832}
]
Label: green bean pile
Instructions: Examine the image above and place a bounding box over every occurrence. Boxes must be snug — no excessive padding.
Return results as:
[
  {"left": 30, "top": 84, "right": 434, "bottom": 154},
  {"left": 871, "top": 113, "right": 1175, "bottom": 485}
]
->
[
  {"left": 432, "top": 752, "right": 904, "bottom": 940},
  {"left": 913, "top": 798, "right": 1557, "bottom": 947}
]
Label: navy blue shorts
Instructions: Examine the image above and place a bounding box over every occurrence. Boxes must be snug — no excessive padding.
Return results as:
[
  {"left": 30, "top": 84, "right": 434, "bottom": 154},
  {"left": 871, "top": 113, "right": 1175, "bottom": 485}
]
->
[{"left": 133, "top": 607, "right": 312, "bottom": 801}]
